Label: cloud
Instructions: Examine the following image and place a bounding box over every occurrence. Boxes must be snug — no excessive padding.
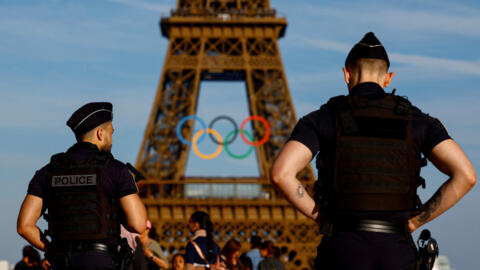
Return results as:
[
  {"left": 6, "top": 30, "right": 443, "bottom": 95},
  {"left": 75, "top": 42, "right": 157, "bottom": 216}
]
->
[
  {"left": 418, "top": 96, "right": 480, "bottom": 145},
  {"left": 0, "top": 82, "right": 153, "bottom": 130},
  {"left": 294, "top": 1, "right": 480, "bottom": 38},
  {"left": 390, "top": 53, "right": 480, "bottom": 76},
  {"left": 0, "top": 4, "right": 165, "bottom": 62},
  {"left": 0, "top": 18, "right": 159, "bottom": 54},
  {"left": 104, "top": 0, "right": 171, "bottom": 13},
  {"left": 291, "top": 36, "right": 349, "bottom": 54},
  {"left": 0, "top": 152, "right": 46, "bottom": 171},
  {"left": 292, "top": 36, "right": 480, "bottom": 77},
  {"left": 289, "top": 70, "right": 343, "bottom": 86}
]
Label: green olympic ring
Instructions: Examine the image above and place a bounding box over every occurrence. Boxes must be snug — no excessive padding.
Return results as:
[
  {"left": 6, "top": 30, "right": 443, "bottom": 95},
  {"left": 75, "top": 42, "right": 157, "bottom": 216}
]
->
[{"left": 223, "top": 129, "right": 255, "bottom": 159}]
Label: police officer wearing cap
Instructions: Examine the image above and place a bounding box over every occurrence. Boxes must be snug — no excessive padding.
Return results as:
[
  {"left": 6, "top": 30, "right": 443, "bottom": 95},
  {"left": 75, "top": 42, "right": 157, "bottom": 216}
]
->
[
  {"left": 271, "top": 33, "right": 476, "bottom": 269},
  {"left": 17, "top": 102, "right": 147, "bottom": 270}
]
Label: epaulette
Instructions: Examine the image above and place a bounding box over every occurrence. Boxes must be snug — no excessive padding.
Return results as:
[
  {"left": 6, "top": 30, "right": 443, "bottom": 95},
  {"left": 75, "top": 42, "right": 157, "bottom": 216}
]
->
[
  {"left": 393, "top": 95, "right": 412, "bottom": 115},
  {"left": 50, "top": 152, "right": 67, "bottom": 166},
  {"left": 326, "top": 95, "right": 348, "bottom": 109}
]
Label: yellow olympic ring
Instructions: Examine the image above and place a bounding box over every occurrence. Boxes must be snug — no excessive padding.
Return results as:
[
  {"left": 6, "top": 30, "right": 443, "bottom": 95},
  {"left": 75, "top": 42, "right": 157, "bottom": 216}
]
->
[{"left": 192, "top": 128, "right": 223, "bottom": 160}]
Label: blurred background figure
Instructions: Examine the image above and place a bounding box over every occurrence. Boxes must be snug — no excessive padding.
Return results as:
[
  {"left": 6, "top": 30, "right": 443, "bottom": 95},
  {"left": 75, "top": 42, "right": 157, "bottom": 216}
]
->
[
  {"left": 245, "top": 236, "right": 262, "bottom": 270},
  {"left": 40, "top": 259, "right": 50, "bottom": 270},
  {"left": 258, "top": 241, "right": 284, "bottom": 270},
  {"left": 238, "top": 253, "right": 252, "bottom": 270},
  {"left": 222, "top": 238, "right": 250, "bottom": 270},
  {"left": 185, "top": 211, "right": 224, "bottom": 270},
  {"left": 139, "top": 220, "right": 169, "bottom": 270},
  {"left": 170, "top": 253, "right": 185, "bottom": 270},
  {"left": 14, "top": 245, "right": 41, "bottom": 270}
]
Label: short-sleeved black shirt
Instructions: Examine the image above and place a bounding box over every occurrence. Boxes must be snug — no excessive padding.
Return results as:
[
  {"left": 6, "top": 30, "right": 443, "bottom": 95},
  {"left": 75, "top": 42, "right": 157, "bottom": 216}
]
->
[
  {"left": 28, "top": 142, "right": 138, "bottom": 201},
  {"left": 27, "top": 142, "right": 138, "bottom": 243},
  {"left": 289, "top": 82, "right": 451, "bottom": 221}
]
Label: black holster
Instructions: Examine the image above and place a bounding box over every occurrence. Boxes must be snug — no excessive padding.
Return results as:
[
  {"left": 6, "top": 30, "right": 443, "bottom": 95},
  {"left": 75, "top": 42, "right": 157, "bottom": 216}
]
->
[
  {"left": 410, "top": 229, "right": 438, "bottom": 270},
  {"left": 117, "top": 238, "right": 134, "bottom": 270},
  {"left": 48, "top": 251, "right": 71, "bottom": 270}
]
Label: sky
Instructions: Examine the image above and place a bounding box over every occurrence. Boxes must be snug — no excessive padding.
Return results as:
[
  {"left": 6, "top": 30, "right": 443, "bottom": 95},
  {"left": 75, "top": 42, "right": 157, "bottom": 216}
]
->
[{"left": 0, "top": 0, "right": 479, "bottom": 268}]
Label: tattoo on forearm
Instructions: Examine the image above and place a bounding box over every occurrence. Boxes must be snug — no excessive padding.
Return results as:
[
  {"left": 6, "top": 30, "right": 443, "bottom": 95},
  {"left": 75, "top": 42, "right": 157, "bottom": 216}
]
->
[
  {"left": 418, "top": 184, "right": 444, "bottom": 222},
  {"left": 296, "top": 184, "right": 305, "bottom": 199}
]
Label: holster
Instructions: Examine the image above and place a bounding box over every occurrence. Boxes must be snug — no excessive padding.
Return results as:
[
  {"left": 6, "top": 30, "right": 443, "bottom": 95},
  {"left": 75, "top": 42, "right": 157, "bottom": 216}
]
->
[
  {"left": 48, "top": 251, "right": 71, "bottom": 270},
  {"left": 409, "top": 229, "right": 438, "bottom": 270},
  {"left": 117, "top": 238, "right": 134, "bottom": 270}
]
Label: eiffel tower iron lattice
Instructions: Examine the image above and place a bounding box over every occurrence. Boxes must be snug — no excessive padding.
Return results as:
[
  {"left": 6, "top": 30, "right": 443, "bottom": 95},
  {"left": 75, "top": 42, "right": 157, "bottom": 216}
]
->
[{"left": 135, "top": 1, "right": 320, "bottom": 269}]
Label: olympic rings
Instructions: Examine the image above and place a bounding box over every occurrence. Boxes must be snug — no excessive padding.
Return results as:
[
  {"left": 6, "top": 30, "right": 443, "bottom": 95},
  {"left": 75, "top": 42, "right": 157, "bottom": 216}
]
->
[
  {"left": 176, "top": 115, "right": 271, "bottom": 160},
  {"left": 224, "top": 129, "right": 254, "bottom": 159},
  {"left": 192, "top": 129, "right": 223, "bottom": 160}
]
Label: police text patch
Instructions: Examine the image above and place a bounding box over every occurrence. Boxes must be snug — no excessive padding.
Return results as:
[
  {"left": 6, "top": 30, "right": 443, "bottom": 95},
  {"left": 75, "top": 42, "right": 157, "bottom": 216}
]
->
[{"left": 52, "top": 174, "right": 97, "bottom": 187}]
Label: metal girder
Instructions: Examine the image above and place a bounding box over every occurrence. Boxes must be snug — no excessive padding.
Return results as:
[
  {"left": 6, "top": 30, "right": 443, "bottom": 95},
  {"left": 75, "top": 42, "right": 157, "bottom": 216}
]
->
[{"left": 135, "top": 1, "right": 317, "bottom": 269}]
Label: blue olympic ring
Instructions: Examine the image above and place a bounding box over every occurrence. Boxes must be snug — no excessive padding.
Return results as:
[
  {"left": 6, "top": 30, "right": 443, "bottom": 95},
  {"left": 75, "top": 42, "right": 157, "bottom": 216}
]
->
[{"left": 176, "top": 115, "right": 207, "bottom": 146}]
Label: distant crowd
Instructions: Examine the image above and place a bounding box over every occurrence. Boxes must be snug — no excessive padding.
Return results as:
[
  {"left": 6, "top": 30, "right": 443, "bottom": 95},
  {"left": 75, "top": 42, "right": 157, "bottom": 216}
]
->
[{"left": 16, "top": 211, "right": 285, "bottom": 270}]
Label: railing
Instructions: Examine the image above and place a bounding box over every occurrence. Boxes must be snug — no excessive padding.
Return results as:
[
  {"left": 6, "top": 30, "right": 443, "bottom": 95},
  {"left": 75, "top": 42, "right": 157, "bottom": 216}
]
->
[
  {"left": 138, "top": 177, "right": 315, "bottom": 200},
  {"left": 167, "top": 7, "right": 280, "bottom": 18}
]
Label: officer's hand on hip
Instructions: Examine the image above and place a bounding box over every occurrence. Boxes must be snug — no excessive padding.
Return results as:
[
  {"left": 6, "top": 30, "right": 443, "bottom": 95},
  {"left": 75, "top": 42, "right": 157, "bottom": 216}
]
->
[{"left": 407, "top": 217, "right": 421, "bottom": 232}]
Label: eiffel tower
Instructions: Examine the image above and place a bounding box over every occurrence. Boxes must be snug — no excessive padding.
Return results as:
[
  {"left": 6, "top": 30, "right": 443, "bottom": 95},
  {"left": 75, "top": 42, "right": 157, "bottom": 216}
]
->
[{"left": 135, "top": 1, "right": 320, "bottom": 268}]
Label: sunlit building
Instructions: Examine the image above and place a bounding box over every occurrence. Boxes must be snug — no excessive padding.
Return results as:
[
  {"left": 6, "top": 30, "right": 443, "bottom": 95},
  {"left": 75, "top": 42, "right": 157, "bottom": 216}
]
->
[{"left": 433, "top": 255, "right": 451, "bottom": 270}]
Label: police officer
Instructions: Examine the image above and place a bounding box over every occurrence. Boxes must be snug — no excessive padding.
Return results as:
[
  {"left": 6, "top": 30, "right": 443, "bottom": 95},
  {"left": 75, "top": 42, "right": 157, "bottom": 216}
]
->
[
  {"left": 271, "top": 33, "right": 476, "bottom": 269},
  {"left": 17, "top": 102, "right": 147, "bottom": 269}
]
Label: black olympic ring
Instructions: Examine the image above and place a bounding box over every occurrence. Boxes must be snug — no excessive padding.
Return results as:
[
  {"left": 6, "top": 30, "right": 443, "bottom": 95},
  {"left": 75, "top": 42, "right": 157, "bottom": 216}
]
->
[{"left": 208, "top": 115, "right": 238, "bottom": 145}]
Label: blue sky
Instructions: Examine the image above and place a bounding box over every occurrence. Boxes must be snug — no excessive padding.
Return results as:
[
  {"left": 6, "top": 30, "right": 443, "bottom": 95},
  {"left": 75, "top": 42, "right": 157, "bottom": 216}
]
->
[{"left": 1, "top": 0, "right": 479, "bottom": 268}]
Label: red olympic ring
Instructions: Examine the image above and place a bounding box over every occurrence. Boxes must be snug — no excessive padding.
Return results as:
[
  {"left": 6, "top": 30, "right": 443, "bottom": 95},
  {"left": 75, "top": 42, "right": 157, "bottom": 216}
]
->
[{"left": 240, "top": 115, "right": 271, "bottom": 146}]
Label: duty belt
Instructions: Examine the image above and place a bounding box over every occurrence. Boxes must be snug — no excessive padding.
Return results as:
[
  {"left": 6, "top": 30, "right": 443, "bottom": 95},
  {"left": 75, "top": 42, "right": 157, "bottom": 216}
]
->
[
  {"left": 56, "top": 242, "right": 118, "bottom": 255},
  {"left": 321, "top": 219, "right": 407, "bottom": 237}
]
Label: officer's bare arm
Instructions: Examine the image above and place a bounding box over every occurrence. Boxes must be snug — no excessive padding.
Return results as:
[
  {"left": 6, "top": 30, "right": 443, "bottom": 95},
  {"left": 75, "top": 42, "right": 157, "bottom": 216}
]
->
[
  {"left": 119, "top": 193, "right": 147, "bottom": 234},
  {"left": 408, "top": 139, "right": 476, "bottom": 231},
  {"left": 17, "top": 195, "right": 48, "bottom": 251},
  {"left": 271, "top": 140, "right": 320, "bottom": 222}
]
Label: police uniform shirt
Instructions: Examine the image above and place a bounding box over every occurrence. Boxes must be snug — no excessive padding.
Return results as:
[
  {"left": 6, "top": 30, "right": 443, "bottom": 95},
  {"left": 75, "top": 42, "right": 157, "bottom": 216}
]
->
[
  {"left": 289, "top": 82, "right": 451, "bottom": 221},
  {"left": 27, "top": 142, "right": 138, "bottom": 241}
]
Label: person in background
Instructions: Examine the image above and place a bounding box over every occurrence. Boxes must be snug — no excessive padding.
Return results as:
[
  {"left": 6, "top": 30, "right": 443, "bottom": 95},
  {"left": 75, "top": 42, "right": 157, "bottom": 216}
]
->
[
  {"left": 170, "top": 254, "right": 185, "bottom": 270},
  {"left": 245, "top": 236, "right": 262, "bottom": 270},
  {"left": 272, "top": 246, "right": 281, "bottom": 261},
  {"left": 222, "top": 238, "right": 246, "bottom": 270},
  {"left": 40, "top": 258, "right": 50, "bottom": 270},
  {"left": 238, "top": 254, "right": 252, "bottom": 270},
  {"left": 184, "top": 211, "right": 224, "bottom": 270},
  {"left": 140, "top": 220, "right": 169, "bottom": 269},
  {"left": 14, "top": 245, "right": 41, "bottom": 270},
  {"left": 257, "top": 241, "right": 284, "bottom": 270}
]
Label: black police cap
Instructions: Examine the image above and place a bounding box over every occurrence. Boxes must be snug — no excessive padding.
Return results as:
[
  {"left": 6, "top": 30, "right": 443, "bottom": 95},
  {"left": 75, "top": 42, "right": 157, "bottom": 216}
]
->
[
  {"left": 66, "top": 102, "right": 113, "bottom": 136},
  {"left": 345, "top": 32, "right": 390, "bottom": 68}
]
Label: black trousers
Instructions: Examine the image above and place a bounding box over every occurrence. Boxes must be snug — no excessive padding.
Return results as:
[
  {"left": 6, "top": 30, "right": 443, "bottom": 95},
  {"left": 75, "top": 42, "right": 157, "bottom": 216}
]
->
[
  {"left": 314, "top": 231, "right": 416, "bottom": 270},
  {"left": 51, "top": 250, "right": 116, "bottom": 270}
]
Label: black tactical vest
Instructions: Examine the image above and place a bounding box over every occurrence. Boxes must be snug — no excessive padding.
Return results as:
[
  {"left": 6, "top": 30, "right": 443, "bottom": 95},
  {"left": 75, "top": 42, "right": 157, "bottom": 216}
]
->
[
  {"left": 45, "top": 151, "right": 120, "bottom": 242},
  {"left": 316, "top": 94, "right": 424, "bottom": 212}
]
